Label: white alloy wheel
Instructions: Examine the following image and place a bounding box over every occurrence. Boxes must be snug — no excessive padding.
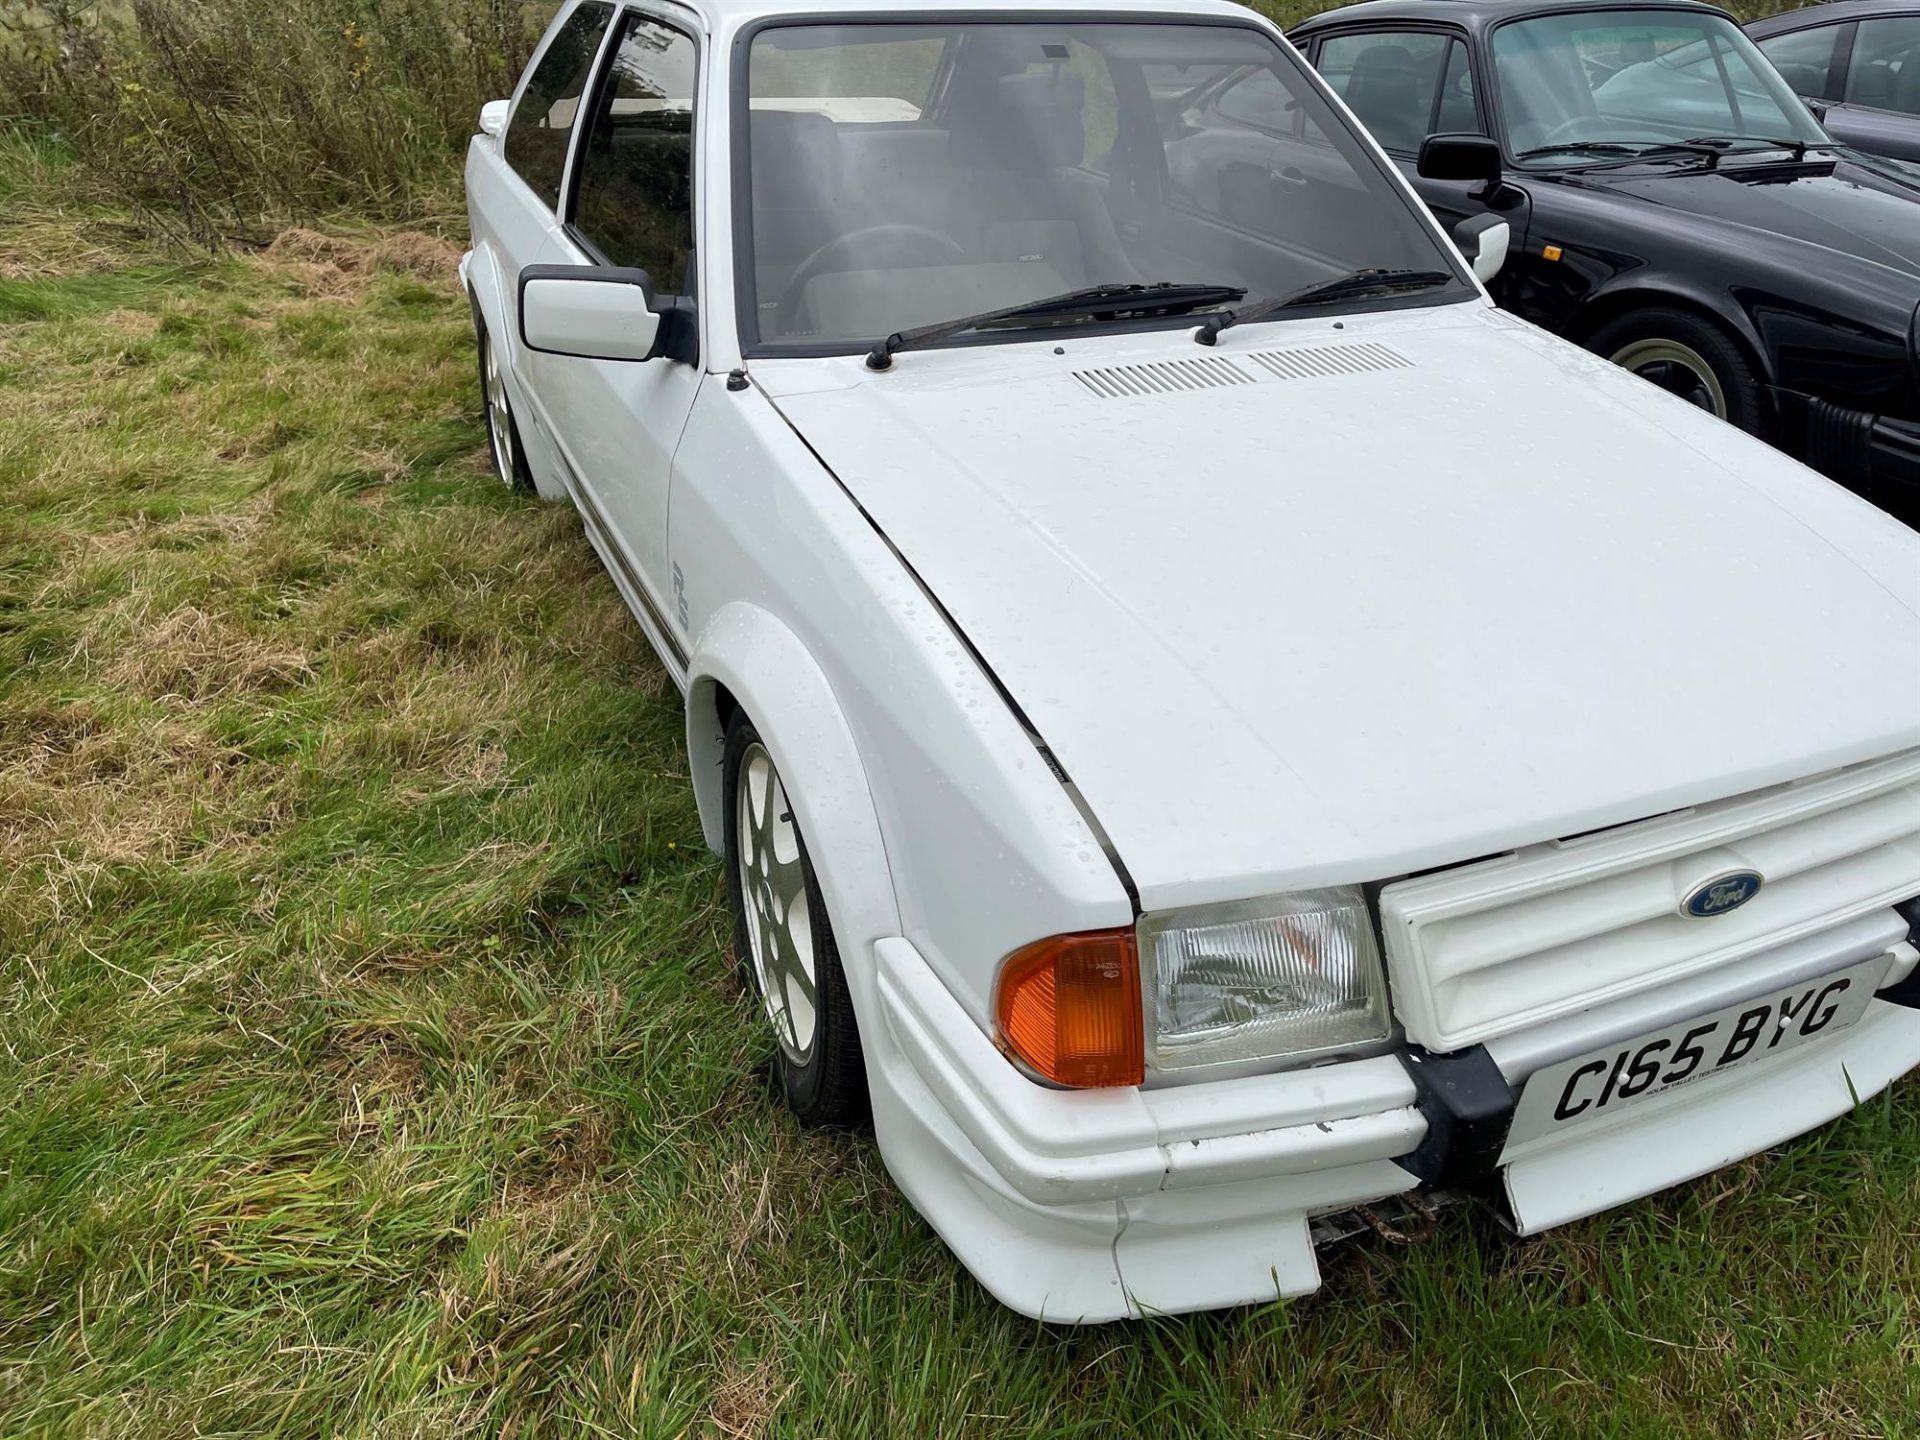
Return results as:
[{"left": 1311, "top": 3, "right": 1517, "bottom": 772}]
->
[
  {"left": 736, "top": 740, "right": 820, "bottom": 1063},
  {"left": 721, "top": 712, "right": 868, "bottom": 1126},
  {"left": 483, "top": 330, "right": 517, "bottom": 485},
  {"left": 475, "top": 320, "right": 532, "bottom": 492}
]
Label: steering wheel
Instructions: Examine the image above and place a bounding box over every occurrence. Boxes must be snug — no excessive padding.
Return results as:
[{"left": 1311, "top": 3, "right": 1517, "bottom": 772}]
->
[{"left": 777, "top": 224, "right": 967, "bottom": 330}]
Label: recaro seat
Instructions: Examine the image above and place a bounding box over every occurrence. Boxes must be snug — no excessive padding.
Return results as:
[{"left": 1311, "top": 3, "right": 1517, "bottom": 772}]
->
[{"left": 943, "top": 64, "right": 1139, "bottom": 286}]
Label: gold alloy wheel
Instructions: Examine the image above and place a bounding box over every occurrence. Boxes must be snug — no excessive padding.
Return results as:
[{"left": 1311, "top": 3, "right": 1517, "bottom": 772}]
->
[{"left": 1609, "top": 336, "right": 1728, "bottom": 418}]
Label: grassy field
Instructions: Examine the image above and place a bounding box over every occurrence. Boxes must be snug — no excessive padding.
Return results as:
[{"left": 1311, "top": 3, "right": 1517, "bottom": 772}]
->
[{"left": 2, "top": 98, "right": 1919, "bottom": 1440}]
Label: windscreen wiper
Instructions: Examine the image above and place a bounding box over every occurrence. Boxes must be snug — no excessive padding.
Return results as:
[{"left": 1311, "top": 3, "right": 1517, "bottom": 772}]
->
[
  {"left": 1513, "top": 140, "right": 1651, "bottom": 161},
  {"left": 1514, "top": 139, "right": 1724, "bottom": 166},
  {"left": 1193, "top": 269, "right": 1455, "bottom": 346},
  {"left": 1679, "top": 135, "right": 1820, "bottom": 161},
  {"left": 866, "top": 281, "right": 1246, "bottom": 370}
]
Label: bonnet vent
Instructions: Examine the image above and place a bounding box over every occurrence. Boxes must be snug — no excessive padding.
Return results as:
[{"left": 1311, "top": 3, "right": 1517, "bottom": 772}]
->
[
  {"left": 1246, "top": 341, "right": 1411, "bottom": 380},
  {"left": 1072, "top": 342, "right": 1410, "bottom": 398},
  {"left": 1072, "top": 355, "right": 1252, "bottom": 397}
]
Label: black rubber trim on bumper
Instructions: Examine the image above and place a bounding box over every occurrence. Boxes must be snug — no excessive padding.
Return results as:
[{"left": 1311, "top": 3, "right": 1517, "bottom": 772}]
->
[
  {"left": 1881, "top": 897, "right": 1920, "bottom": 1011},
  {"left": 1869, "top": 414, "right": 1920, "bottom": 494},
  {"left": 1394, "top": 1047, "right": 1517, "bottom": 1188},
  {"left": 1773, "top": 389, "right": 1920, "bottom": 523}
]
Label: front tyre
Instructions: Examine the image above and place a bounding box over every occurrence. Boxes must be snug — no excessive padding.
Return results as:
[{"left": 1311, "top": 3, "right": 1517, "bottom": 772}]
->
[
  {"left": 722, "top": 711, "right": 868, "bottom": 1126},
  {"left": 1587, "top": 307, "right": 1767, "bottom": 436}
]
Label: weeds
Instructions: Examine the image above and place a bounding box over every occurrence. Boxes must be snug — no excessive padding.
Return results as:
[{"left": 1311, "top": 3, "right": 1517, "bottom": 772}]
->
[
  {"left": 0, "top": 0, "right": 550, "bottom": 232},
  {"left": 1, "top": 0, "right": 1816, "bottom": 232}
]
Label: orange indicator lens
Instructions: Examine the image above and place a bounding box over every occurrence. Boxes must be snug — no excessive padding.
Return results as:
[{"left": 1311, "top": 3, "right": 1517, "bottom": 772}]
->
[{"left": 995, "top": 929, "right": 1144, "bottom": 1088}]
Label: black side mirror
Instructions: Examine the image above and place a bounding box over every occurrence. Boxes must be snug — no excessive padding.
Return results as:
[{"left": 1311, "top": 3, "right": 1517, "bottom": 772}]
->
[{"left": 1418, "top": 132, "right": 1504, "bottom": 183}]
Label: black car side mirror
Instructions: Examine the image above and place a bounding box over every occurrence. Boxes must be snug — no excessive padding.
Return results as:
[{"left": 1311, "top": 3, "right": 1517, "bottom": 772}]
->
[{"left": 1418, "top": 133, "right": 1504, "bottom": 183}]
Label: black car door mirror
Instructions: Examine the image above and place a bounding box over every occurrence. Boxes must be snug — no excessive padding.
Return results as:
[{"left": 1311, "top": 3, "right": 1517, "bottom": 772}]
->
[{"left": 1418, "top": 132, "right": 1505, "bottom": 183}]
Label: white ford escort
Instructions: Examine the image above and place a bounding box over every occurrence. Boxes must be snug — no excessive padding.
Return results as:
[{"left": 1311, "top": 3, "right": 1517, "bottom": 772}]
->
[{"left": 463, "top": 0, "right": 1920, "bottom": 1320}]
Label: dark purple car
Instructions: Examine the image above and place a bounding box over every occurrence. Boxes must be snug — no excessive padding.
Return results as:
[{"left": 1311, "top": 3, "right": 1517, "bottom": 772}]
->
[{"left": 1747, "top": 2, "right": 1920, "bottom": 165}]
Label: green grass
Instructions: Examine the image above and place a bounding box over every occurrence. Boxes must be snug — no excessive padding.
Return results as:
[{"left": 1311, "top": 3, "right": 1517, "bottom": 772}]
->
[{"left": 2, "top": 138, "right": 1917, "bottom": 1440}]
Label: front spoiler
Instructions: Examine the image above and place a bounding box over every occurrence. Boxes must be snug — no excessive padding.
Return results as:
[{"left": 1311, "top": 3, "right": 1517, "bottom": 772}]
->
[
  {"left": 870, "top": 914, "right": 1920, "bottom": 1320},
  {"left": 1503, "top": 996, "right": 1920, "bottom": 1233}
]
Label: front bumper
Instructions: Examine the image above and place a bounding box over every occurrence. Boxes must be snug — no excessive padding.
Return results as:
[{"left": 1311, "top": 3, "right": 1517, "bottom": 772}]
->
[
  {"left": 870, "top": 909, "right": 1920, "bottom": 1322},
  {"left": 1774, "top": 390, "right": 1920, "bottom": 523}
]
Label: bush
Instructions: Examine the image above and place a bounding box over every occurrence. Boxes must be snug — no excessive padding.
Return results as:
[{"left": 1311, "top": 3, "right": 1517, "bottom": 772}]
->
[
  {"left": 0, "top": 0, "right": 1804, "bottom": 234},
  {"left": 0, "top": 0, "right": 558, "bottom": 232}
]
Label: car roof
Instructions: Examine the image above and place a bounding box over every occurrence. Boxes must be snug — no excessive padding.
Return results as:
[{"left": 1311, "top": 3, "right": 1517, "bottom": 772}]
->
[
  {"left": 1291, "top": 0, "right": 1734, "bottom": 38},
  {"left": 1745, "top": 0, "right": 1916, "bottom": 38},
  {"left": 669, "top": 0, "right": 1259, "bottom": 26}
]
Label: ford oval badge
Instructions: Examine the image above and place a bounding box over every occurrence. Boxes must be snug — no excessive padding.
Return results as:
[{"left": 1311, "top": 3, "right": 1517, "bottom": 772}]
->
[{"left": 1682, "top": 870, "right": 1764, "bottom": 918}]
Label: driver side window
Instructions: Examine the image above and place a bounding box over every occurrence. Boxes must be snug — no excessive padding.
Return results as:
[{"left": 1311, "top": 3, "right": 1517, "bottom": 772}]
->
[{"left": 569, "top": 15, "right": 698, "bottom": 294}]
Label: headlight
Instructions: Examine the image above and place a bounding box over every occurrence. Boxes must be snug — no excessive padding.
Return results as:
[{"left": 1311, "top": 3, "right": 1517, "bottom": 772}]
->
[{"left": 1139, "top": 886, "right": 1391, "bottom": 1070}]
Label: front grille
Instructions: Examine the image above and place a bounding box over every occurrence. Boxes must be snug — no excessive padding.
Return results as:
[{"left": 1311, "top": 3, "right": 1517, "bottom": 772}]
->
[{"left": 1378, "top": 749, "right": 1920, "bottom": 1053}]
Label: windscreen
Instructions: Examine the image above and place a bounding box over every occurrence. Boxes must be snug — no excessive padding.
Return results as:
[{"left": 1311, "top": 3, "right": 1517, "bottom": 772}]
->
[
  {"left": 742, "top": 22, "right": 1469, "bottom": 348},
  {"left": 1491, "top": 10, "right": 1826, "bottom": 162}
]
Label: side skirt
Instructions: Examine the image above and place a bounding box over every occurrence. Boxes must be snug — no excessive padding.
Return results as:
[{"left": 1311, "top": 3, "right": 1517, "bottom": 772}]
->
[{"left": 555, "top": 453, "right": 690, "bottom": 690}]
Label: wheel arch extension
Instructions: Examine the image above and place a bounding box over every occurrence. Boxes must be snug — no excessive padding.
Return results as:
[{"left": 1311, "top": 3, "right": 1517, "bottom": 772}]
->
[
  {"left": 1565, "top": 281, "right": 1777, "bottom": 389},
  {"left": 460, "top": 245, "right": 570, "bottom": 501},
  {"left": 686, "top": 603, "right": 902, "bottom": 980},
  {"left": 460, "top": 247, "right": 507, "bottom": 344}
]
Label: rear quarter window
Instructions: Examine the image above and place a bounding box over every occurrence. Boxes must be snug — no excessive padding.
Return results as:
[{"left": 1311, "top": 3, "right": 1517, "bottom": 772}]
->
[{"left": 505, "top": 3, "right": 616, "bottom": 208}]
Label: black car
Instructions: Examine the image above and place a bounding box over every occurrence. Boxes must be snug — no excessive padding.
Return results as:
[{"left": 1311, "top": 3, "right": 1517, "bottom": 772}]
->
[
  {"left": 1285, "top": 0, "right": 1920, "bottom": 524},
  {"left": 1747, "top": 1, "right": 1920, "bottom": 164}
]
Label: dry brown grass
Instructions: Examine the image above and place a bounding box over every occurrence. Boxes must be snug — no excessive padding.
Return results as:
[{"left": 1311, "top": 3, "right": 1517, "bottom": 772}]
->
[
  {"left": 0, "top": 695, "right": 281, "bottom": 881},
  {"left": 260, "top": 226, "right": 464, "bottom": 300}
]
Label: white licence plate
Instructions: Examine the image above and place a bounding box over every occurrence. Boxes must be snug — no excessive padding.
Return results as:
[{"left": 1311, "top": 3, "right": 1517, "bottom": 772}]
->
[{"left": 1506, "top": 960, "right": 1883, "bottom": 1147}]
